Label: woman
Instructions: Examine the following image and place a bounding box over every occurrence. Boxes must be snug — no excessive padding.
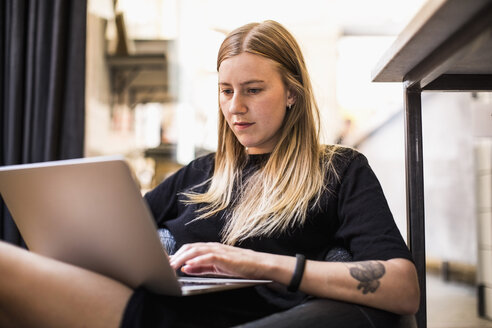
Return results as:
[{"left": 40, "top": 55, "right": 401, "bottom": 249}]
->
[{"left": 0, "top": 20, "right": 419, "bottom": 327}]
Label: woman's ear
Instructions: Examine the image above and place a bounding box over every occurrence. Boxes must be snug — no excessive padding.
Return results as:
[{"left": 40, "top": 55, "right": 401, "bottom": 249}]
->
[{"left": 287, "top": 89, "right": 296, "bottom": 107}]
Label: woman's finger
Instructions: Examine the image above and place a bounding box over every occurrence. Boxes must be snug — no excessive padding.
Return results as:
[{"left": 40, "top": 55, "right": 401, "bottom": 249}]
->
[{"left": 170, "top": 243, "right": 220, "bottom": 269}]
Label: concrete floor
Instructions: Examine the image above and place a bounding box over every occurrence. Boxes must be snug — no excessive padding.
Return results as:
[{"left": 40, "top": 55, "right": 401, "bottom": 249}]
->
[{"left": 427, "top": 274, "right": 492, "bottom": 328}]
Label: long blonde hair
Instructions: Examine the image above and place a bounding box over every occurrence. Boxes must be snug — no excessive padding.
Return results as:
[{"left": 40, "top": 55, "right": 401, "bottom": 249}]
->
[{"left": 184, "top": 20, "right": 338, "bottom": 245}]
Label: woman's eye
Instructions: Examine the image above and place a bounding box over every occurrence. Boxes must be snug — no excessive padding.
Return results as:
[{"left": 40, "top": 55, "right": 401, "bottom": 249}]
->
[
  {"left": 221, "top": 89, "right": 233, "bottom": 95},
  {"left": 248, "top": 88, "right": 261, "bottom": 94}
]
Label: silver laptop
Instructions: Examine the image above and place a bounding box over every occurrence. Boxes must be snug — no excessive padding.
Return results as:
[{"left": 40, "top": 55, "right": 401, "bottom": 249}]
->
[{"left": 0, "top": 156, "right": 270, "bottom": 296}]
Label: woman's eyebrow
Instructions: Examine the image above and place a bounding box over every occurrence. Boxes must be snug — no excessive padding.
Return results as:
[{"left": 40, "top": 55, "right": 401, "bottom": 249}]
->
[{"left": 218, "top": 80, "right": 265, "bottom": 86}]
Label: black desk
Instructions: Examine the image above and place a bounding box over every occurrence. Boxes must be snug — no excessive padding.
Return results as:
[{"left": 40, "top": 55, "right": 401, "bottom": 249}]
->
[{"left": 372, "top": 0, "right": 492, "bottom": 327}]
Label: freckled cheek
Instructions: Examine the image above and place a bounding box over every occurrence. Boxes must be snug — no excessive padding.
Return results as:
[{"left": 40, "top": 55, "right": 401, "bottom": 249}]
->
[{"left": 256, "top": 98, "right": 286, "bottom": 123}]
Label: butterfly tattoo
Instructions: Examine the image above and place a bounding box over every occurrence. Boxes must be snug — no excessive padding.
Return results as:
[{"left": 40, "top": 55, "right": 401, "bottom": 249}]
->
[{"left": 349, "top": 261, "right": 386, "bottom": 294}]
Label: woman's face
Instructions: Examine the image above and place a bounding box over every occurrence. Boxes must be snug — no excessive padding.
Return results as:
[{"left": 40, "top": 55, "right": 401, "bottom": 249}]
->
[{"left": 218, "top": 52, "right": 294, "bottom": 154}]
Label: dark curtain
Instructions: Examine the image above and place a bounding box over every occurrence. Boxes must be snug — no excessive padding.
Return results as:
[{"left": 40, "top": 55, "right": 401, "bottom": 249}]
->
[{"left": 0, "top": 0, "right": 87, "bottom": 245}]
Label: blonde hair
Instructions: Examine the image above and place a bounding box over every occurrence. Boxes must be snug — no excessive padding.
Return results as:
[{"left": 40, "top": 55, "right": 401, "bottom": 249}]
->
[{"left": 184, "top": 20, "right": 338, "bottom": 245}]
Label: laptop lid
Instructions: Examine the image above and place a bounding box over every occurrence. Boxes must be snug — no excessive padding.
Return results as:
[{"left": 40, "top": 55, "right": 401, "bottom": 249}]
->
[{"left": 0, "top": 156, "right": 186, "bottom": 295}]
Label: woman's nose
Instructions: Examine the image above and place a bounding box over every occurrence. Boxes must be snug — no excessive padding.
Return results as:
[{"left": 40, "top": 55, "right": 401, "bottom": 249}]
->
[{"left": 229, "top": 94, "right": 247, "bottom": 114}]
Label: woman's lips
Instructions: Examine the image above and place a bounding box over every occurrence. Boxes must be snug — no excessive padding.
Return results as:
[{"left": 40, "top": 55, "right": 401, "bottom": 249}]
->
[{"left": 234, "top": 122, "right": 255, "bottom": 130}]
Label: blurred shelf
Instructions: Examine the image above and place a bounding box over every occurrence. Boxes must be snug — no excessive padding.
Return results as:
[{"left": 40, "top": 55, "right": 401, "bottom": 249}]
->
[{"left": 107, "top": 53, "right": 172, "bottom": 107}]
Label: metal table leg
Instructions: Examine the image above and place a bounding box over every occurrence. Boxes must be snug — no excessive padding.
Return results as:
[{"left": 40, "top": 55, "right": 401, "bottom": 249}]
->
[{"left": 404, "top": 85, "right": 427, "bottom": 328}]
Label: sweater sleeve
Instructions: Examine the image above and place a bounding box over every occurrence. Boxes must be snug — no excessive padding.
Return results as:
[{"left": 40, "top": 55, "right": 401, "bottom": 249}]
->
[
  {"left": 335, "top": 152, "right": 413, "bottom": 262},
  {"left": 143, "top": 153, "right": 215, "bottom": 226}
]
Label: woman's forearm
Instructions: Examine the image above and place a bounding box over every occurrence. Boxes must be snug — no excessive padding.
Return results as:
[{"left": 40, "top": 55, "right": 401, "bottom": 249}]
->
[{"left": 259, "top": 254, "right": 420, "bottom": 315}]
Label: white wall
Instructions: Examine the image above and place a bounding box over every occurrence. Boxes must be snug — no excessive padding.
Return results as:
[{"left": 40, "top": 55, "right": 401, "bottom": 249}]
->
[{"left": 360, "top": 92, "right": 478, "bottom": 265}]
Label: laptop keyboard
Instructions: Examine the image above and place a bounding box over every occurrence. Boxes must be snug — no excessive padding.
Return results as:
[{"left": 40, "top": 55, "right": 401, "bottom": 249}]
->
[
  {"left": 179, "top": 279, "right": 224, "bottom": 286},
  {"left": 178, "top": 277, "right": 245, "bottom": 286}
]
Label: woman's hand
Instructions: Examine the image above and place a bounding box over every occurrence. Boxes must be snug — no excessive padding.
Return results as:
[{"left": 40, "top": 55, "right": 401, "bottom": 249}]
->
[{"left": 169, "top": 242, "right": 268, "bottom": 279}]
